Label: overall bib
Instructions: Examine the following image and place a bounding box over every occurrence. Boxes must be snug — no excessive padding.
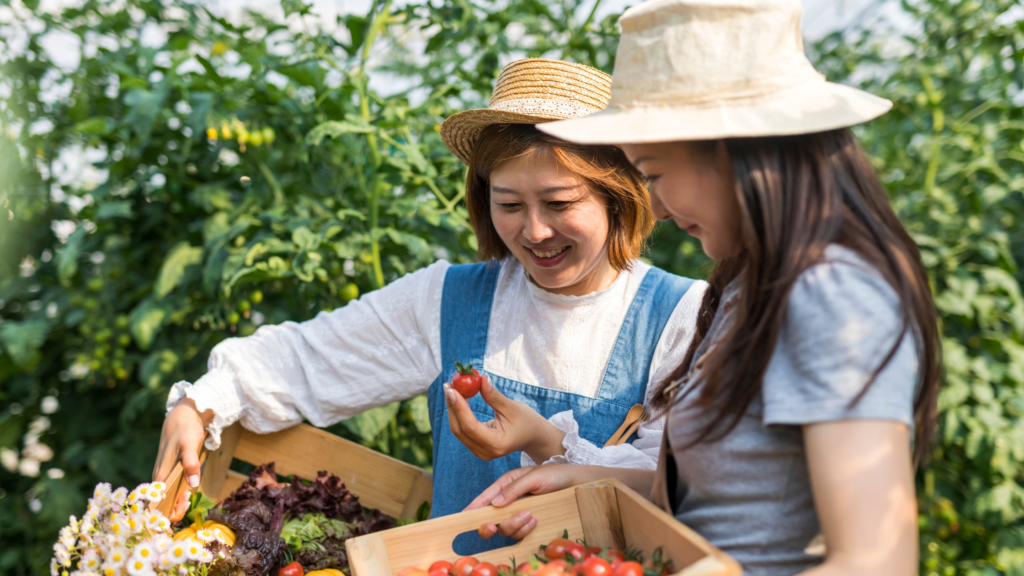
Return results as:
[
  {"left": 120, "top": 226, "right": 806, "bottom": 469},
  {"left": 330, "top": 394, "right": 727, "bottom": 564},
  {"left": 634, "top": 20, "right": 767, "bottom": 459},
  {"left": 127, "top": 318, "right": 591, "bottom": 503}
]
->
[{"left": 427, "top": 262, "right": 694, "bottom": 553}]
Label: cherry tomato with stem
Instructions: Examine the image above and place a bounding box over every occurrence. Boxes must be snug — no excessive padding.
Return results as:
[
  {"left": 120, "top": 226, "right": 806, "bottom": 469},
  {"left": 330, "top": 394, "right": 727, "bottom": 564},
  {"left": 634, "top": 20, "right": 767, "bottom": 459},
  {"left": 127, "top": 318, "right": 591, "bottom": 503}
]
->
[
  {"left": 451, "top": 360, "right": 482, "bottom": 398},
  {"left": 278, "top": 562, "right": 303, "bottom": 576},
  {"left": 611, "top": 562, "right": 643, "bottom": 576},
  {"left": 543, "top": 538, "right": 575, "bottom": 561},
  {"left": 576, "top": 557, "right": 612, "bottom": 576},
  {"left": 469, "top": 562, "right": 498, "bottom": 576},
  {"left": 565, "top": 543, "right": 585, "bottom": 561}
]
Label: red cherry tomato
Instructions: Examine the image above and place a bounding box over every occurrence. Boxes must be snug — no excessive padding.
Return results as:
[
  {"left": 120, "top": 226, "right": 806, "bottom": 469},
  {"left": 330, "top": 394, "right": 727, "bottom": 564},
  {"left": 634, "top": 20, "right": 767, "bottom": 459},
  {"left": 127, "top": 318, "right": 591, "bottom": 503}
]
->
[
  {"left": 544, "top": 538, "right": 575, "bottom": 560},
  {"left": 583, "top": 547, "right": 602, "bottom": 559},
  {"left": 611, "top": 562, "right": 643, "bottom": 576},
  {"left": 533, "top": 565, "right": 567, "bottom": 576},
  {"left": 452, "top": 557, "right": 480, "bottom": 576},
  {"left": 576, "top": 557, "right": 612, "bottom": 576},
  {"left": 495, "top": 565, "right": 512, "bottom": 576},
  {"left": 278, "top": 562, "right": 303, "bottom": 576},
  {"left": 451, "top": 360, "right": 482, "bottom": 398},
  {"left": 565, "top": 543, "right": 585, "bottom": 561},
  {"left": 430, "top": 561, "right": 453, "bottom": 575},
  {"left": 601, "top": 550, "right": 625, "bottom": 567},
  {"left": 469, "top": 562, "right": 498, "bottom": 576},
  {"left": 516, "top": 562, "right": 536, "bottom": 576},
  {"left": 545, "top": 561, "right": 568, "bottom": 571},
  {"left": 431, "top": 570, "right": 451, "bottom": 576}
]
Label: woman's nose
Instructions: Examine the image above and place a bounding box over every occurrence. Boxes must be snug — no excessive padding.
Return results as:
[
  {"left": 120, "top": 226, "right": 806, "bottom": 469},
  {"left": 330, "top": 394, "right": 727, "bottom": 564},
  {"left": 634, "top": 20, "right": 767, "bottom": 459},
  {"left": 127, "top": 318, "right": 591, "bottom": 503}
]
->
[
  {"left": 648, "top": 190, "right": 672, "bottom": 221},
  {"left": 522, "top": 210, "right": 555, "bottom": 243}
]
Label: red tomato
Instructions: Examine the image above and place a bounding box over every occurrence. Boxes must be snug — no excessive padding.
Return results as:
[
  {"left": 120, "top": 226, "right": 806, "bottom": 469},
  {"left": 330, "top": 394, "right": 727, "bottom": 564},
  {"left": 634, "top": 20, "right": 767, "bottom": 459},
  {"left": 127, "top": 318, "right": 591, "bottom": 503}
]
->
[
  {"left": 600, "top": 550, "right": 625, "bottom": 566},
  {"left": 576, "top": 557, "right": 612, "bottom": 576},
  {"left": 469, "top": 562, "right": 498, "bottom": 576},
  {"left": 495, "top": 565, "right": 512, "bottom": 576},
  {"left": 515, "top": 562, "right": 536, "bottom": 576},
  {"left": 565, "top": 543, "right": 586, "bottom": 561},
  {"left": 544, "top": 561, "right": 568, "bottom": 571},
  {"left": 533, "top": 565, "right": 567, "bottom": 576},
  {"left": 611, "top": 562, "right": 643, "bottom": 576},
  {"left": 431, "top": 570, "right": 451, "bottom": 576},
  {"left": 451, "top": 361, "right": 482, "bottom": 398},
  {"left": 278, "top": 561, "right": 303, "bottom": 576},
  {"left": 430, "top": 561, "right": 453, "bottom": 575},
  {"left": 452, "top": 557, "right": 480, "bottom": 576},
  {"left": 583, "top": 547, "right": 602, "bottom": 559},
  {"left": 544, "top": 538, "right": 575, "bottom": 560}
]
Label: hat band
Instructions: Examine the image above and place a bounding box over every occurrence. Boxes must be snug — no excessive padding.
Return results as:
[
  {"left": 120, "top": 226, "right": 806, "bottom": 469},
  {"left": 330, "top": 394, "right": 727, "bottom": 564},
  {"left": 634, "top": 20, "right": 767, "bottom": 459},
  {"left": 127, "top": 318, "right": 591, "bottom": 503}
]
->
[{"left": 488, "top": 97, "right": 601, "bottom": 119}]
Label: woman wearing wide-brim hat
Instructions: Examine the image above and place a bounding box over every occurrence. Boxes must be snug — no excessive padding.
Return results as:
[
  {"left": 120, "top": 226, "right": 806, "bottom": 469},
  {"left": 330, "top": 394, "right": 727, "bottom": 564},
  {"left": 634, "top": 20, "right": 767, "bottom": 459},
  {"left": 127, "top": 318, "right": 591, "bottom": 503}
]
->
[
  {"left": 468, "top": 1, "right": 940, "bottom": 574},
  {"left": 153, "top": 58, "right": 706, "bottom": 547}
]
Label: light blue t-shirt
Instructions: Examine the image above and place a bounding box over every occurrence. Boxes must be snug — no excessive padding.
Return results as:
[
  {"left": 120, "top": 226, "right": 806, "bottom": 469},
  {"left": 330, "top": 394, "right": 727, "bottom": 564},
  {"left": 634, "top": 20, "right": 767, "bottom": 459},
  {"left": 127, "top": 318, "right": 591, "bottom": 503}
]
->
[{"left": 667, "top": 245, "right": 919, "bottom": 576}]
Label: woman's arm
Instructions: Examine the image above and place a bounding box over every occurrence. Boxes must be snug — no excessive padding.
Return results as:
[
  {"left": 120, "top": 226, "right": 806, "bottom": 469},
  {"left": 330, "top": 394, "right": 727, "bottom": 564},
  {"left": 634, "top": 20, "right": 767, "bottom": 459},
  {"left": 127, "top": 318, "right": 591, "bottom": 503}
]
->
[
  {"left": 798, "top": 420, "right": 918, "bottom": 576},
  {"left": 153, "top": 261, "right": 449, "bottom": 505}
]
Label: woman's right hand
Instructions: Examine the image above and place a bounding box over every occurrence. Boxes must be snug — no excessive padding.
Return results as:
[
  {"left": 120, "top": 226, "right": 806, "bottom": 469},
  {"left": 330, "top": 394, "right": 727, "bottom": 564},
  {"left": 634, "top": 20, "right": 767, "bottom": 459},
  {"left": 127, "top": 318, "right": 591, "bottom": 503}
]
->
[
  {"left": 465, "top": 464, "right": 598, "bottom": 541},
  {"left": 152, "top": 397, "right": 213, "bottom": 521}
]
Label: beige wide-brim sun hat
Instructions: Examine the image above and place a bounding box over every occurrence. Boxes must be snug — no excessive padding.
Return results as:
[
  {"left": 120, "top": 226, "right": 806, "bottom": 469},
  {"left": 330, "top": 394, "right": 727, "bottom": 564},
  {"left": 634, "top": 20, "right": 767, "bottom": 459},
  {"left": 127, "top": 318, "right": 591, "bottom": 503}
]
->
[
  {"left": 538, "top": 0, "right": 893, "bottom": 145},
  {"left": 440, "top": 59, "right": 613, "bottom": 165}
]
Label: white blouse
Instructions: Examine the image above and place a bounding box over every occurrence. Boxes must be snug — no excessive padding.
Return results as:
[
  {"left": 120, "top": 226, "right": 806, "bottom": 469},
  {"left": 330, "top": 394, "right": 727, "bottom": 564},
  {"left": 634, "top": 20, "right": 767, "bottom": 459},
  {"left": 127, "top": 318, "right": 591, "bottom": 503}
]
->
[{"left": 167, "top": 258, "right": 707, "bottom": 470}]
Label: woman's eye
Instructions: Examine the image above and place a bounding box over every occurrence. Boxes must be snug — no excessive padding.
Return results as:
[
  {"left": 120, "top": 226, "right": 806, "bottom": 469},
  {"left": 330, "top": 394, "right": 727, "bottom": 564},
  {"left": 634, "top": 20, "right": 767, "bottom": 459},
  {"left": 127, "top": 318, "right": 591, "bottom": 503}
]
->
[
  {"left": 548, "top": 201, "right": 571, "bottom": 209},
  {"left": 499, "top": 203, "right": 520, "bottom": 210},
  {"left": 645, "top": 175, "right": 661, "bottom": 184}
]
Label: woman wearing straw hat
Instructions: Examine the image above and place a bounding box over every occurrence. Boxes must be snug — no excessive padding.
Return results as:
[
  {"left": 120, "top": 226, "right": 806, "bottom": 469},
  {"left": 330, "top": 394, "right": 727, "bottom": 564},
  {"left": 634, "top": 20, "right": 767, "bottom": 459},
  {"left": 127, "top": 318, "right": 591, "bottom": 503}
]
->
[
  {"left": 467, "top": 1, "right": 940, "bottom": 574},
  {"left": 153, "top": 58, "right": 706, "bottom": 543}
]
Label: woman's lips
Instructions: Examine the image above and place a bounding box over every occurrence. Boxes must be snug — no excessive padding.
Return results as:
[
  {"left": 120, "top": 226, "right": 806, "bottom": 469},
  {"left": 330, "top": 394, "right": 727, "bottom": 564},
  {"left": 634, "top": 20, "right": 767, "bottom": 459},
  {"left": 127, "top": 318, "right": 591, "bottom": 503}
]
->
[{"left": 528, "top": 245, "right": 571, "bottom": 268}]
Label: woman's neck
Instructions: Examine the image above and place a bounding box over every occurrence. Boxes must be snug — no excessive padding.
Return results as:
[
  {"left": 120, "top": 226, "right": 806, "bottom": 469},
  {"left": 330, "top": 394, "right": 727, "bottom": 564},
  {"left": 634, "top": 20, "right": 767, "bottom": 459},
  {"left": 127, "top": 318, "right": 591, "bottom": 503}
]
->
[{"left": 527, "top": 257, "right": 621, "bottom": 297}]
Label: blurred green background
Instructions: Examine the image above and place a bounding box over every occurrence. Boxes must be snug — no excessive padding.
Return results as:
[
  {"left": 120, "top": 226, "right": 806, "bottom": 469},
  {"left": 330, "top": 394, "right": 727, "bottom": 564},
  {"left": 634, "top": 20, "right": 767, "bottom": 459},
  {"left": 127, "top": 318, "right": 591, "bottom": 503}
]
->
[{"left": 1, "top": 0, "right": 1022, "bottom": 574}]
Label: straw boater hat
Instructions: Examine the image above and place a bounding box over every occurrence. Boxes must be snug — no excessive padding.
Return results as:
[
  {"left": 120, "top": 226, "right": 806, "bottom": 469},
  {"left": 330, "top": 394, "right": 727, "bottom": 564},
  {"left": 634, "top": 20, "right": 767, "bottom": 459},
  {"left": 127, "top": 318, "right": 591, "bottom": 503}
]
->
[
  {"left": 538, "top": 0, "right": 893, "bottom": 144},
  {"left": 440, "top": 59, "right": 613, "bottom": 165}
]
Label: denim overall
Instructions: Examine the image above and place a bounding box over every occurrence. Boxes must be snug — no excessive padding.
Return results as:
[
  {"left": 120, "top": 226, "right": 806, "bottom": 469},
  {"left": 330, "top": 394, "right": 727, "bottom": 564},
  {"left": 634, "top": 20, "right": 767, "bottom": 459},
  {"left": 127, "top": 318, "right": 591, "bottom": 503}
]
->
[{"left": 427, "top": 262, "right": 694, "bottom": 553}]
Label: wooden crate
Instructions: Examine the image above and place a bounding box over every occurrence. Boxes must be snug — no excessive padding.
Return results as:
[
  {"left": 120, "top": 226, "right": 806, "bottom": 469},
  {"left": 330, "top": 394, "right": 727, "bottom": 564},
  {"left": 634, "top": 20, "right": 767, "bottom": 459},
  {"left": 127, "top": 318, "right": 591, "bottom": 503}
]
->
[
  {"left": 156, "top": 422, "right": 432, "bottom": 521},
  {"left": 346, "top": 479, "right": 740, "bottom": 576}
]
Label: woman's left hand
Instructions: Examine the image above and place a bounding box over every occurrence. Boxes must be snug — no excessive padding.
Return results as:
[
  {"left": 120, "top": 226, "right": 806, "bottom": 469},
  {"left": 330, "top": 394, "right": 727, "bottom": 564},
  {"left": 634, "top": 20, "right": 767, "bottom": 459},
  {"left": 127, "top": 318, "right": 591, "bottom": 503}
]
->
[{"left": 445, "top": 375, "right": 567, "bottom": 463}]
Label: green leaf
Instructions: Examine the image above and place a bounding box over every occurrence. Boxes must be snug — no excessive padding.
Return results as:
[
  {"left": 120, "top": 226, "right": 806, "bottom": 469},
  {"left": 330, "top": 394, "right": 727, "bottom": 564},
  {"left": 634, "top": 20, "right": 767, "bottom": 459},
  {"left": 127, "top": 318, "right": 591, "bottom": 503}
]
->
[
  {"left": 155, "top": 242, "right": 203, "bottom": 299},
  {"left": 281, "top": 0, "right": 312, "bottom": 17},
  {"left": 341, "top": 402, "right": 400, "bottom": 441},
  {"left": 123, "top": 88, "right": 168, "bottom": 137},
  {"left": 140, "top": 349, "right": 179, "bottom": 390},
  {"left": 72, "top": 117, "right": 110, "bottom": 135},
  {"left": 130, "top": 298, "right": 172, "bottom": 351},
  {"left": 56, "top": 227, "right": 86, "bottom": 287},
  {"left": 406, "top": 395, "right": 431, "bottom": 434},
  {"left": 0, "top": 320, "right": 49, "bottom": 367},
  {"left": 96, "top": 201, "right": 133, "bottom": 220},
  {"left": 305, "top": 120, "right": 376, "bottom": 146},
  {"left": 188, "top": 92, "right": 215, "bottom": 138}
]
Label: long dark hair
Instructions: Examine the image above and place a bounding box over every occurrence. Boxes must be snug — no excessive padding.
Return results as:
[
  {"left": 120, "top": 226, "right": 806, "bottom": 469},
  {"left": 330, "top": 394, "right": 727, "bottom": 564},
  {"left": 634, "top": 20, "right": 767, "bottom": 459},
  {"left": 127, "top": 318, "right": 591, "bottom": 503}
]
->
[{"left": 653, "top": 128, "right": 941, "bottom": 465}]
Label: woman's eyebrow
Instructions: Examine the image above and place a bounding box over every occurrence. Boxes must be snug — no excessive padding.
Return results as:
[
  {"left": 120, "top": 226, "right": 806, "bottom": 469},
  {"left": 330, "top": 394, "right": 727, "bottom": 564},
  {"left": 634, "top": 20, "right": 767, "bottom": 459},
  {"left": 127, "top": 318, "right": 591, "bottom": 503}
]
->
[{"left": 491, "top": 184, "right": 582, "bottom": 194}]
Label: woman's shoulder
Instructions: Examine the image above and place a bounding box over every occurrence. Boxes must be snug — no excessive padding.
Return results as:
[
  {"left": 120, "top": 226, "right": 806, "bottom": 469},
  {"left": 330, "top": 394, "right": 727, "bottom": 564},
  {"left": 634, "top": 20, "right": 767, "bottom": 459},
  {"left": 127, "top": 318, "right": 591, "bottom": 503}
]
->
[{"left": 789, "top": 244, "right": 900, "bottom": 315}]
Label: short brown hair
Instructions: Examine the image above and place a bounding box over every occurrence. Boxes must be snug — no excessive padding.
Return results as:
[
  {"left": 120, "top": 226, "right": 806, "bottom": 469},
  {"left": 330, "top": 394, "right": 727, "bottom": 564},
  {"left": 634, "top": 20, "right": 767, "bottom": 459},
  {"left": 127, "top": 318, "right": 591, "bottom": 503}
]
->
[{"left": 465, "top": 124, "right": 654, "bottom": 271}]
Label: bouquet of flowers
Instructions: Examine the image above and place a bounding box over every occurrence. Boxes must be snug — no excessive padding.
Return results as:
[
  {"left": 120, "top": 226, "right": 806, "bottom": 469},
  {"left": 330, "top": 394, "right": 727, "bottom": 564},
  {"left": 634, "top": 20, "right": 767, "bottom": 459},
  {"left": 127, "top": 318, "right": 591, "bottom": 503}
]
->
[{"left": 51, "top": 481, "right": 233, "bottom": 576}]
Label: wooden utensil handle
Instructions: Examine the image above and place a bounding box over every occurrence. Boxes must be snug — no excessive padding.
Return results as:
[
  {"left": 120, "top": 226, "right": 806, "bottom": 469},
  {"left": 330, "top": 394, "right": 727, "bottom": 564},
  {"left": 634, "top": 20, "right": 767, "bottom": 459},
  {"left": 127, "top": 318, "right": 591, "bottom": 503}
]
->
[
  {"left": 152, "top": 443, "right": 209, "bottom": 517},
  {"left": 604, "top": 404, "right": 643, "bottom": 447}
]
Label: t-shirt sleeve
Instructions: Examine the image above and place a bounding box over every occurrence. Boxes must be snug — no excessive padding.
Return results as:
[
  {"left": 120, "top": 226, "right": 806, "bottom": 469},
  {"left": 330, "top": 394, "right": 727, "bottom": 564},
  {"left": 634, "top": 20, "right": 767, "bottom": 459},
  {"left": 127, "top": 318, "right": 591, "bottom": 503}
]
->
[{"left": 761, "top": 254, "right": 919, "bottom": 428}]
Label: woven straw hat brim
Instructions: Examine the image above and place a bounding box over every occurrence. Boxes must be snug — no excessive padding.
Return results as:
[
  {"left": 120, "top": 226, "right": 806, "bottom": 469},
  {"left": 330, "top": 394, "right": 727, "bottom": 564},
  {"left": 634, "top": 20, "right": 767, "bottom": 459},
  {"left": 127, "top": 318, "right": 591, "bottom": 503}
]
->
[
  {"left": 538, "top": 80, "right": 892, "bottom": 144},
  {"left": 441, "top": 108, "right": 574, "bottom": 165}
]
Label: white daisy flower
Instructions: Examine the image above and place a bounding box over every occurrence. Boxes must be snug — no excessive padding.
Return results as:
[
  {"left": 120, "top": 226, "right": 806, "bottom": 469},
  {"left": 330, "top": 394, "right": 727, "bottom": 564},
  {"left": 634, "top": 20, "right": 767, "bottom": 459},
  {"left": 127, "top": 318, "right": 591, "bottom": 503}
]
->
[
  {"left": 177, "top": 567, "right": 187, "bottom": 576},
  {"left": 212, "top": 530, "right": 226, "bottom": 544},
  {"left": 100, "top": 562, "right": 119, "bottom": 576},
  {"left": 154, "top": 554, "right": 175, "bottom": 572},
  {"left": 127, "top": 501, "right": 143, "bottom": 515},
  {"left": 184, "top": 540, "right": 204, "bottom": 561},
  {"left": 154, "top": 517, "right": 171, "bottom": 532},
  {"left": 59, "top": 527, "right": 76, "bottom": 548},
  {"left": 148, "top": 482, "right": 167, "bottom": 494},
  {"left": 151, "top": 534, "right": 173, "bottom": 552},
  {"left": 55, "top": 547, "right": 72, "bottom": 567},
  {"left": 80, "top": 550, "right": 101, "bottom": 572},
  {"left": 132, "top": 543, "right": 156, "bottom": 563},
  {"left": 124, "top": 557, "right": 151, "bottom": 576},
  {"left": 144, "top": 512, "right": 164, "bottom": 530},
  {"left": 167, "top": 543, "right": 189, "bottom": 565},
  {"left": 198, "top": 549, "right": 213, "bottom": 563},
  {"left": 194, "top": 529, "right": 215, "bottom": 543},
  {"left": 112, "top": 488, "right": 128, "bottom": 506},
  {"left": 105, "top": 547, "right": 128, "bottom": 565},
  {"left": 125, "top": 514, "right": 143, "bottom": 533}
]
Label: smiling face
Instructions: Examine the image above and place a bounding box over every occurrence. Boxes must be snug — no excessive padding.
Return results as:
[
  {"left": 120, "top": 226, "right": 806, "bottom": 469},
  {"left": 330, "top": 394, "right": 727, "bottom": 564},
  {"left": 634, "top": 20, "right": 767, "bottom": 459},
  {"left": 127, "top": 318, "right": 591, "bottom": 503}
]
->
[
  {"left": 489, "top": 148, "right": 618, "bottom": 296},
  {"left": 621, "top": 141, "right": 744, "bottom": 261}
]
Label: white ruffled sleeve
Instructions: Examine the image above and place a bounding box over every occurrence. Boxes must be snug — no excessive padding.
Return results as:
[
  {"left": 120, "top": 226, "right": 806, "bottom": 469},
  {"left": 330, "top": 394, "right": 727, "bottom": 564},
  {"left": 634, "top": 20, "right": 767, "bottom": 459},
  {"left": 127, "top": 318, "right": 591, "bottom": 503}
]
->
[
  {"left": 519, "top": 280, "right": 708, "bottom": 470},
  {"left": 166, "top": 260, "right": 449, "bottom": 450}
]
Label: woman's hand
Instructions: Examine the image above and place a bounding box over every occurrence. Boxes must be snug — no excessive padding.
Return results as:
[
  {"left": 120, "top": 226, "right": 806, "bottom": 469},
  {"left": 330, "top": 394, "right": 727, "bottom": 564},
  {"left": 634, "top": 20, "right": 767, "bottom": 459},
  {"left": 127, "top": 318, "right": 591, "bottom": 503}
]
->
[
  {"left": 445, "top": 375, "right": 567, "bottom": 464},
  {"left": 152, "top": 398, "right": 213, "bottom": 521},
  {"left": 466, "top": 465, "right": 656, "bottom": 541}
]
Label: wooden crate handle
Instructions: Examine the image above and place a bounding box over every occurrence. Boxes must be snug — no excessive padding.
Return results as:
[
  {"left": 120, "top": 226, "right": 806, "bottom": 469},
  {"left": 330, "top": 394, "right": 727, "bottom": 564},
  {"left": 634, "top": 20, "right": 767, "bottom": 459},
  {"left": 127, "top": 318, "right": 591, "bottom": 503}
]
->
[{"left": 151, "top": 444, "right": 208, "bottom": 518}]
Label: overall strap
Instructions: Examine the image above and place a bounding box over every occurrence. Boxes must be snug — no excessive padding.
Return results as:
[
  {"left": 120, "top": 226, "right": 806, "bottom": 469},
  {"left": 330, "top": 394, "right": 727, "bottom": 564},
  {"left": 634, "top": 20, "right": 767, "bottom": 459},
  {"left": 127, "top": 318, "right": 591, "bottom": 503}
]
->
[
  {"left": 430, "top": 262, "right": 500, "bottom": 428},
  {"left": 596, "top": 267, "right": 695, "bottom": 404}
]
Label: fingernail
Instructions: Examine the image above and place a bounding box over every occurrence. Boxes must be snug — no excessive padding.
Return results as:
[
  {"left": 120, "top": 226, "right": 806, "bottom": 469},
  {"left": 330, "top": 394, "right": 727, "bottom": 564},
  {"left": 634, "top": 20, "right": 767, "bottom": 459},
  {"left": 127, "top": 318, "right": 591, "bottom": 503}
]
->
[
  {"left": 184, "top": 490, "right": 192, "bottom": 501},
  {"left": 188, "top": 475, "right": 200, "bottom": 488},
  {"left": 518, "top": 510, "right": 531, "bottom": 520},
  {"left": 492, "top": 495, "right": 504, "bottom": 506}
]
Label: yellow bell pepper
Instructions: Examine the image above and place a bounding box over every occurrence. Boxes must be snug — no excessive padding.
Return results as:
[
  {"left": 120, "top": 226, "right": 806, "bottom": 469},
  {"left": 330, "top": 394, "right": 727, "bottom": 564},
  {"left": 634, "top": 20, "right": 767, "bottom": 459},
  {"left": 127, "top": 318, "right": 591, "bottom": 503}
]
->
[{"left": 305, "top": 570, "right": 345, "bottom": 576}]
